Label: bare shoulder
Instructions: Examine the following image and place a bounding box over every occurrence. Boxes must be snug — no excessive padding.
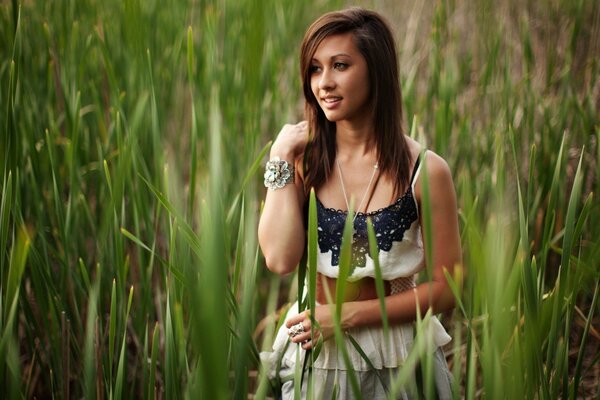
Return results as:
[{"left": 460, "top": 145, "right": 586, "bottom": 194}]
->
[
  {"left": 414, "top": 149, "right": 456, "bottom": 203},
  {"left": 403, "top": 136, "right": 452, "bottom": 179},
  {"left": 423, "top": 151, "right": 452, "bottom": 180}
]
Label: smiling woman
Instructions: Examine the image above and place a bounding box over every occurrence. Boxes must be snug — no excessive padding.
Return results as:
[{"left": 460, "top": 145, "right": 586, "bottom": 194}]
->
[
  {"left": 258, "top": 7, "right": 461, "bottom": 399},
  {"left": 309, "top": 33, "right": 371, "bottom": 125}
]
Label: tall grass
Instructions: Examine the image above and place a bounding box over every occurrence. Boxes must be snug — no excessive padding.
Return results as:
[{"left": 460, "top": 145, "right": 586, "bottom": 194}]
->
[{"left": 1, "top": 0, "right": 598, "bottom": 398}]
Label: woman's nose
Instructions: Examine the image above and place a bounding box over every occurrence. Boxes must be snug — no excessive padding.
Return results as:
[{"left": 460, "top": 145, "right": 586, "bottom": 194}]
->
[{"left": 318, "top": 69, "right": 335, "bottom": 90}]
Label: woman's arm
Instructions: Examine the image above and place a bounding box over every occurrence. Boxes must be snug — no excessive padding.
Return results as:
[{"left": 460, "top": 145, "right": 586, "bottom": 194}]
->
[
  {"left": 258, "top": 121, "right": 309, "bottom": 275},
  {"left": 287, "top": 151, "right": 462, "bottom": 347}
]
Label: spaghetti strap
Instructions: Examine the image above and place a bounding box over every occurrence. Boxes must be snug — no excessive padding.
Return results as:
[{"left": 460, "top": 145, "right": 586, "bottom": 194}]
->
[{"left": 410, "top": 152, "right": 424, "bottom": 185}]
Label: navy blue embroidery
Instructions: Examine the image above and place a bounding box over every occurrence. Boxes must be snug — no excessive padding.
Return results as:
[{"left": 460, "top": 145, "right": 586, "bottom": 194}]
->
[{"left": 316, "top": 188, "right": 418, "bottom": 269}]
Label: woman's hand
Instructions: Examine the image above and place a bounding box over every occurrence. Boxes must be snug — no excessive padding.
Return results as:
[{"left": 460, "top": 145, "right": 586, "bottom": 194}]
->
[
  {"left": 270, "top": 121, "right": 309, "bottom": 160},
  {"left": 285, "top": 305, "right": 336, "bottom": 350}
]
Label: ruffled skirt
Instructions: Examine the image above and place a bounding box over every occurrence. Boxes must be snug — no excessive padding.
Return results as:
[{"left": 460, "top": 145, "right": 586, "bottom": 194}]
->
[{"left": 260, "top": 302, "right": 453, "bottom": 399}]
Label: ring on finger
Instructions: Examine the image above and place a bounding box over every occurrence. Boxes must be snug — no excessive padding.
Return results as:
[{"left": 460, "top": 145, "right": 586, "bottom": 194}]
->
[{"left": 288, "top": 322, "right": 305, "bottom": 338}]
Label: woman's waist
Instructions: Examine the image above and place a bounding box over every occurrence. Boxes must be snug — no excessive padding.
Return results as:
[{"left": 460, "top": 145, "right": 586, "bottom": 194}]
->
[
  {"left": 316, "top": 247, "right": 425, "bottom": 281},
  {"left": 315, "top": 273, "right": 415, "bottom": 304}
]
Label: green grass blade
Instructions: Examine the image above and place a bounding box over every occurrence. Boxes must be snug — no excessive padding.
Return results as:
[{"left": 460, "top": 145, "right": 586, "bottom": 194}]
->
[
  {"left": 571, "top": 280, "right": 599, "bottom": 396},
  {"left": 114, "top": 286, "right": 134, "bottom": 399},
  {"left": 0, "top": 287, "right": 20, "bottom": 370},
  {"left": 147, "top": 322, "right": 159, "bottom": 400},
  {"left": 4, "top": 224, "right": 30, "bottom": 316},
  {"left": 366, "top": 218, "right": 389, "bottom": 339},
  {"left": 139, "top": 175, "right": 202, "bottom": 257},
  {"left": 0, "top": 171, "right": 12, "bottom": 279},
  {"left": 346, "top": 334, "right": 388, "bottom": 391},
  {"left": 418, "top": 150, "right": 433, "bottom": 285},
  {"left": 307, "top": 189, "right": 318, "bottom": 340},
  {"left": 226, "top": 141, "right": 272, "bottom": 225},
  {"left": 330, "top": 204, "right": 361, "bottom": 397},
  {"left": 560, "top": 148, "right": 585, "bottom": 276},
  {"left": 108, "top": 279, "right": 117, "bottom": 391},
  {"left": 82, "top": 282, "right": 97, "bottom": 400},
  {"left": 335, "top": 202, "right": 354, "bottom": 310}
]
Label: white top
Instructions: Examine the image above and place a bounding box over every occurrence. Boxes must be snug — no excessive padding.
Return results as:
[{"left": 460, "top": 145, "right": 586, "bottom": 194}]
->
[{"left": 315, "top": 156, "right": 425, "bottom": 281}]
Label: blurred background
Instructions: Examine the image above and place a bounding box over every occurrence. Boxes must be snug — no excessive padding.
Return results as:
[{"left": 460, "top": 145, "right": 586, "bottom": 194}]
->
[{"left": 0, "top": 0, "right": 598, "bottom": 398}]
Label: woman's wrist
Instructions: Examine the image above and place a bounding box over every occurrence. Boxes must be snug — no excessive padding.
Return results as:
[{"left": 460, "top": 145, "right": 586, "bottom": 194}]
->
[
  {"left": 341, "top": 302, "right": 360, "bottom": 330},
  {"left": 341, "top": 299, "right": 379, "bottom": 330},
  {"left": 269, "top": 148, "right": 295, "bottom": 161}
]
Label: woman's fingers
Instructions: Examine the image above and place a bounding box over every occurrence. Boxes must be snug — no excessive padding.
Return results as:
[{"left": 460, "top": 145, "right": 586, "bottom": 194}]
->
[
  {"left": 271, "top": 121, "right": 309, "bottom": 158},
  {"left": 290, "top": 326, "right": 319, "bottom": 350},
  {"left": 285, "top": 309, "right": 310, "bottom": 328},
  {"left": 286, "top": 311, "right": 319, "bottom": 349}
]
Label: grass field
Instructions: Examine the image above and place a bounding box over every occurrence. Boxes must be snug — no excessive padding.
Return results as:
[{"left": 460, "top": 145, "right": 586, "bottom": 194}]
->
[{"left": 1, "top": 0, "right": 599, "bottom": 398}]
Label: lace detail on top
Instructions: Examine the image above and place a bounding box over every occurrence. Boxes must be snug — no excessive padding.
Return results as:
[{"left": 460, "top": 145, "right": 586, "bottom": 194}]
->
[{"left": 316, "top": 187, "right": 418, "bottom": 269}]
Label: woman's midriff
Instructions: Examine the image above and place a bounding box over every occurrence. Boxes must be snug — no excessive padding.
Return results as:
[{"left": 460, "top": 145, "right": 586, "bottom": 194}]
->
[{"left": 315, "top": 272, "right": 391, "bottom": 304}]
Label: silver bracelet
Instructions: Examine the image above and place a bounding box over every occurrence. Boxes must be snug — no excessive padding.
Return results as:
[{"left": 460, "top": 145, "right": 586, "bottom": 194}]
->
[{"left": 264, "top": 157, "right": 295, "bottom": 190}]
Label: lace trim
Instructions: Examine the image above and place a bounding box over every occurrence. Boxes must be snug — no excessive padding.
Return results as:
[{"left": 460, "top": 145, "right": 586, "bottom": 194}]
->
[{"left": 316, "top": 188, "right": 418, "bottom": 269}]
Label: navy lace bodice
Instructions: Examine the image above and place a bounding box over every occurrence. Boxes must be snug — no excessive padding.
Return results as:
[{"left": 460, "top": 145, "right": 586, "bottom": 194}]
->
[{"left": 316, "top": 187, "right": 418, "bottom": 269}]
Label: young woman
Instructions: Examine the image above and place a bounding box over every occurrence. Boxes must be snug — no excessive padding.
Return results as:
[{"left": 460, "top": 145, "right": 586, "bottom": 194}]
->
[{"left": 259, "top": 7, "right": 462, "bottom": 399}]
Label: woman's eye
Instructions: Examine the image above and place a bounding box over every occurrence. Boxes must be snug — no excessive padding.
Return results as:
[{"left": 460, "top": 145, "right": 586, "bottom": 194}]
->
[
  {"left": 333, "top": 62, "right": 348, "bottom": 70},
  {"left": 309, "top": 65, "right": 321, "bottom": 74}
]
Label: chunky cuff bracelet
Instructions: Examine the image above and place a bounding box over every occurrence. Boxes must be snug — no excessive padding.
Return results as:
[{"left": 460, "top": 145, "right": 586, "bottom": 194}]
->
[{"left": 264, "top": 157, "right": 295, "bottom": 190}]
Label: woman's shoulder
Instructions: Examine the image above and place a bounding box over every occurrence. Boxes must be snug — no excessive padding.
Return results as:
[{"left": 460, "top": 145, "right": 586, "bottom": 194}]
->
[
  {"left": 403, "top": 138, "right": 454, "bottom": 204},
  {"left": 403, "top": 136, "right": 451, "bottom": 177},
  {"left": 423, "top": 151, "right": 452, "bottom": 180}
]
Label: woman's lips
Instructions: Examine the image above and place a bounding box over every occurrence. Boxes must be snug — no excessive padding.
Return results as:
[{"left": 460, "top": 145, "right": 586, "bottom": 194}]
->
[{"left": 321, "top": 96, "right": 342, "bottom": 108}]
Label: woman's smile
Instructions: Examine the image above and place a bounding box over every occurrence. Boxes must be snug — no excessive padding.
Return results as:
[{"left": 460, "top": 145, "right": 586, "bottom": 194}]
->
[{"left": 321, "top": 95, "right": 342, "bottom": 108}]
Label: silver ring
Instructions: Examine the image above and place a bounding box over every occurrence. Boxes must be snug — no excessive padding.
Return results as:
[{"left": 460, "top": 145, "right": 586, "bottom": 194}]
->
[{"left": 288, "top": 322, "right": 305, "bottom": 337}]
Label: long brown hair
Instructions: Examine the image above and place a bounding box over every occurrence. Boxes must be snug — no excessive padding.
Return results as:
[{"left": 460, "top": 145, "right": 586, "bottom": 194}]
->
[{"left": 300, "top": 8, "right": 411, "bottom": 197}]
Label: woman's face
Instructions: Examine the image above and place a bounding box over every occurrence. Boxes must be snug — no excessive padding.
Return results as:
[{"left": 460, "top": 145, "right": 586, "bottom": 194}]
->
[{"left": 309, "top": 33, "right": 371, "bottom": 125}]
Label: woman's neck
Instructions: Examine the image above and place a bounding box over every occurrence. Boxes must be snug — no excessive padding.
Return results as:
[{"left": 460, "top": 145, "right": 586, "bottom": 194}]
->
[{"left": 335, "top": 122, "right": 376, "bottom": 160}]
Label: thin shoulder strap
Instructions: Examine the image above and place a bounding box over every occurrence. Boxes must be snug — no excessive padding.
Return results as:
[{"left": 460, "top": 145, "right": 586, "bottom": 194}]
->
[{"left": 410, "top": 150, "right": 426, "bottom": 187}]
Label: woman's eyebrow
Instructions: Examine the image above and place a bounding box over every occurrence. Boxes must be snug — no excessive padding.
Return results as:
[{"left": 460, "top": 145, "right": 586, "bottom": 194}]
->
[
  {"left": 330, "top": 53, "right": 351, "bottom": 58},
  {"left": 312, "top": 53, "right": 352, "bottom": 62}
]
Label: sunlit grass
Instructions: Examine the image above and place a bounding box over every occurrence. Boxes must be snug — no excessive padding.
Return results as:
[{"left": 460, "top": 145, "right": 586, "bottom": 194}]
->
[{"left": 1, "top": 0, "right": 598, "bottom": 398}]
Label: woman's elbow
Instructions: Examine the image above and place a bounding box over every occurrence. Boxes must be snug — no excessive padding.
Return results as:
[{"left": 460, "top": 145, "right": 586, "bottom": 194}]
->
[
  {"left": 435, "top": 281, "right": 458, "bottom": 313},
  {"left": 438, "top": 294, "right": 456, "bottom": 314},
  {"left": 263, "top": 253, "right": 300, "bottom": 276}
]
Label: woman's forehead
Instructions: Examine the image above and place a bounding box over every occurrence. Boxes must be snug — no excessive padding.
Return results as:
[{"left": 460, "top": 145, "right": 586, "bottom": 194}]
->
[{"left": 312, "top": 33, "right": 359, "bottom": 61}]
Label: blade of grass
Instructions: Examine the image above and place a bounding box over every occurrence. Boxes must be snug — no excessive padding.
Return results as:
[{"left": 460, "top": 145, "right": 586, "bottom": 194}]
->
[
  {"left": 108, "top": 278, "right": 116, "bottom": 395},
  {"left": 147, "top": 322, "right": 159, "bottom": 400},
  {"left": 366, "top": 218, "right": 389, "bottom": 340},
  {"left": 306, "top": 188, "right": 319, "bottom": 397},
  {"left": 0, "top": 171, "right": 12, "bottom": 280},
  {"left": 571, "top": 280, "right": 599, "bottom": 396},
  {"left": 4, "top": 223, "right": 30, "bottom": 317},
  {"left": 83, "top": 283, "right": 98, "bottom": 399},
  {"left": 329, "top": 203, "right": 361, "bottom": 398},
  {"left": 114, "top": 286, "right": 134, "bottom": 400}
]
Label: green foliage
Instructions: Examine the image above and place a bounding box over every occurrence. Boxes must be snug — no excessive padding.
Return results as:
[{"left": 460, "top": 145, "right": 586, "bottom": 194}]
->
[{"left": 0, "top": 0, "right": 598, "bottom": 398}]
